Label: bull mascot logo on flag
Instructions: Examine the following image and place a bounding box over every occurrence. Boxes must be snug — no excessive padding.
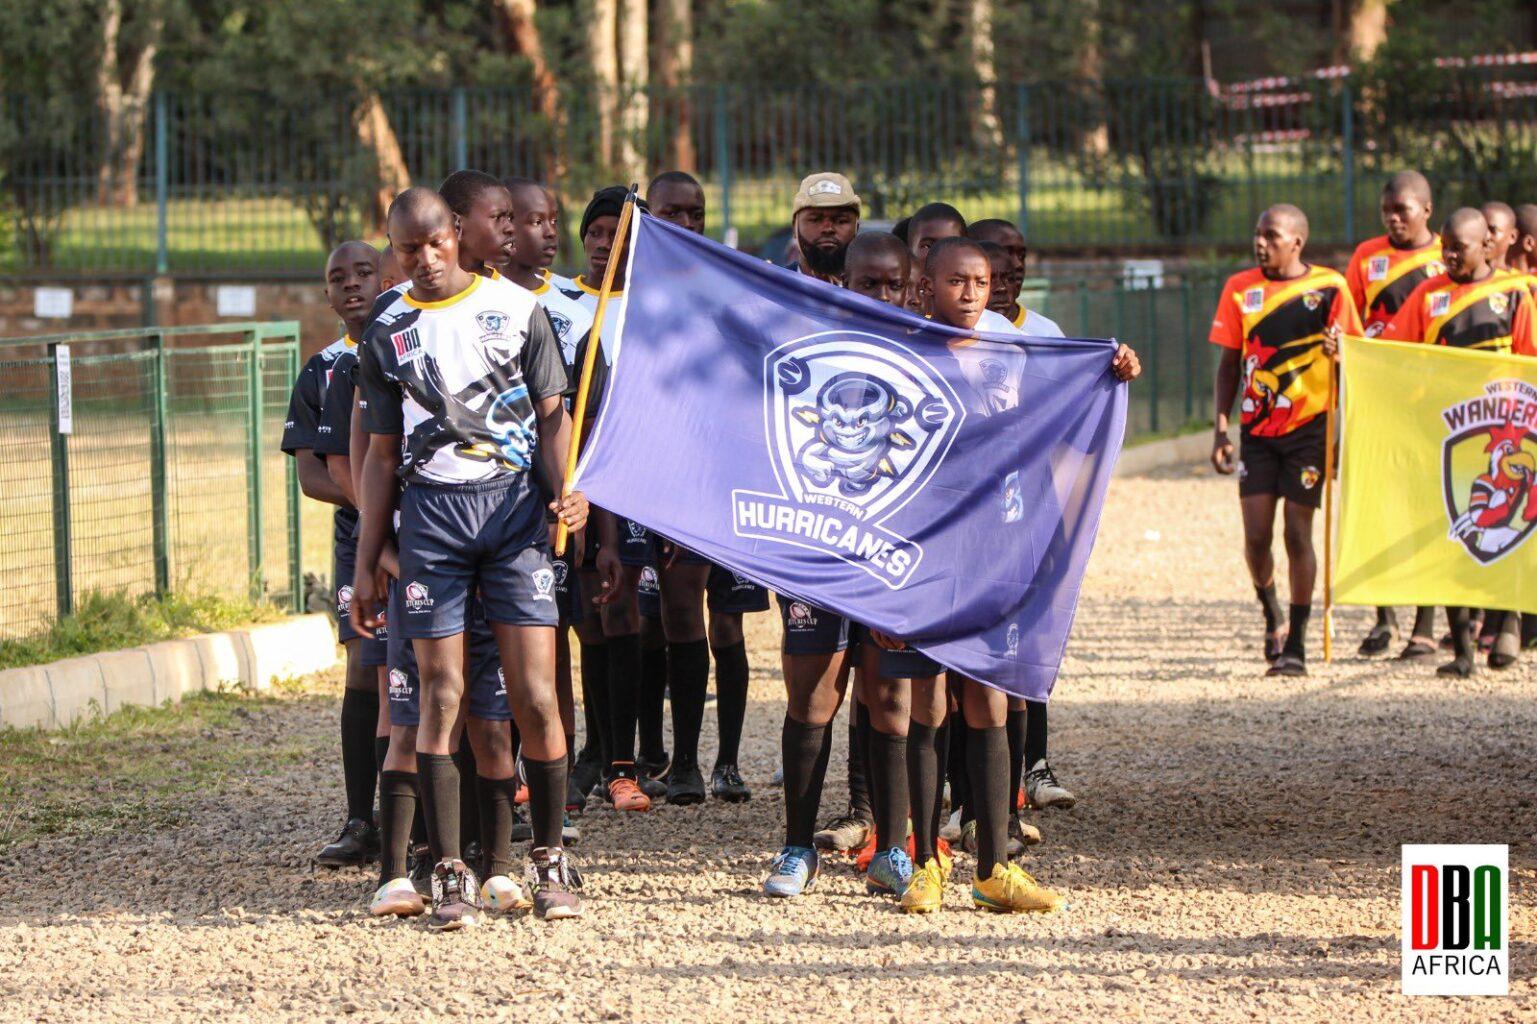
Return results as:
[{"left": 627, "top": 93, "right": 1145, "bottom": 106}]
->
[
  {"left": 731, "top": 331, "right": 965, "bottom": 589},
  {"left": 1441, "top": 379, "right": 1537, "bottom": 564}
]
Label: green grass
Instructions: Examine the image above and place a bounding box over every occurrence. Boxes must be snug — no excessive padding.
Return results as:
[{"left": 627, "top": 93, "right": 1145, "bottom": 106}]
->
[
  {"left": 0, "top": 589, "right": 285, "bottom": 670},
  {"left": 0, "top": 687, "right": 319, "bottom": 851}
]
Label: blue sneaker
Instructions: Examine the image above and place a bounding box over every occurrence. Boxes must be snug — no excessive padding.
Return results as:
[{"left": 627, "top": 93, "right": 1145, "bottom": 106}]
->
[
  {"left": 763, "top": 845, "right": 819, "bottom": 898},
  {"left": 865, "top": 847, "right": 914, "bottom": 895}
]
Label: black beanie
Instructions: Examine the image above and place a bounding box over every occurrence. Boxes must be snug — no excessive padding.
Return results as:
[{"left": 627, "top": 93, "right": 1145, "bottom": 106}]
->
[{"left": 581, "top": 186, "right": 630, "bottom": 240}]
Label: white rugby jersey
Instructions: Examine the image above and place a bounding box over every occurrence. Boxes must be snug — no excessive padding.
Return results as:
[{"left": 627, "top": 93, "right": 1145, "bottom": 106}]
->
[
  {"left": 563, "top": 274, "right": 623, "bottom": 356},
  {"left": 531, "top": 275, "right": 594, "bottom": 369},
  {"left": 357, "top": 274, "right": 570, "bottom": 484},
  {"left": 1005, "top": 305, "right": 1066, "bottom": 338}
]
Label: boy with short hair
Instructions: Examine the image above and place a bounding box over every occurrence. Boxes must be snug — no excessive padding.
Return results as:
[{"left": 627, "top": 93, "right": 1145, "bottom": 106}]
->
[
  {"left": 353, "top": 188, "right": 589, "bottom": 926},
  {"left": 282, "top": 240, "right": 384, "bottom": 868}
]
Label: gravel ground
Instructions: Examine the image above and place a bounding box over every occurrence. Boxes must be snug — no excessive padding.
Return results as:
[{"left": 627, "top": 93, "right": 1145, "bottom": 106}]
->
[{"left": 2, "top": 462, "right": 1534, "bottom": 1023}]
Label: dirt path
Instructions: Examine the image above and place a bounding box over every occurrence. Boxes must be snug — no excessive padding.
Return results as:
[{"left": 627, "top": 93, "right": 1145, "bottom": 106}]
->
[{"left": 2, "top": 464, "right": 1533, "bottom": 1023}]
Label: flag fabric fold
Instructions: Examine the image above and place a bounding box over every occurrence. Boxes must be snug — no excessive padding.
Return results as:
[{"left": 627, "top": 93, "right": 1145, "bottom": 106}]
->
[
  {"left": 574, "top": 214, "right": 1127, "bottom": 699},
  {"left": 1337, "top": 335, "right": 1537, "bottom": 614}
]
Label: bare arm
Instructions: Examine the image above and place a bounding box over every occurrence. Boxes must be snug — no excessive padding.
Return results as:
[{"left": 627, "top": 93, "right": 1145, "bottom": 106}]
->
[
  {"left": 297, "top": 451, "right": 348, "bottom": 506},
  {"left": 534, "top": 393, "right": 589, "bottom": 534},
  {"left": 1212, "top": 346, "right": 1240, "bottom": 474},
  {"left": 350, "top": 434, "right": 402, "bottom": 638}
]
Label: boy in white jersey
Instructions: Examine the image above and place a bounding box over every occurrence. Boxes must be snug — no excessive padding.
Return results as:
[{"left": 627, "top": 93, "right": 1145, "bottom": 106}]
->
[{"left": 353, "top": 189, "right": 588, "bottom": 926}]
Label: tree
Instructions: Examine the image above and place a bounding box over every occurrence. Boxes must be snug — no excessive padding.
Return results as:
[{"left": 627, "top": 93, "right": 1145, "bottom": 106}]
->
[
  {"left": 653, "top": 0, "right": 694, "bottom": 171},
  {"left": 354, "top": 92, "right": 412, "bottom": 234},
  {"left": 617, "top": 0, "right": 649, "bottom": 181},
  {"left": 587, "top": 0, "right": 619, "bottom": 167},
  {"left": 95, "top": 0, "right": 164, "bottom": 208},
  {"left": 490, "top": 0, "right": 564, "bottom": 181},
  {"left": 967, "top": 0, "right": 1003, "bottom": 149},
  {"left": 1333, "top": 0, "right": 1394, "bottom": 65}
]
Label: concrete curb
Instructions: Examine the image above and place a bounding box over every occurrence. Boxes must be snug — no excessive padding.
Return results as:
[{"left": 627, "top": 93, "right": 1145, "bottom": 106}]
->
[
  {"left": 1115, "top": 432, "right": 1209, "bottom": 477},
  {"left": 0, "top": 613, "right": 339, "bottom": 731}
]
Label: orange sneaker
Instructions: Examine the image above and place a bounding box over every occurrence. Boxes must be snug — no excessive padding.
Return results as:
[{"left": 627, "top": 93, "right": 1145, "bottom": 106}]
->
[
  {"left": 515, "top": 782, "right": 530, "bottom": 805},
  {"left": 1015, "top": 785, "right": 1026, "bottom": 812},
  {"left": 608, "top": 775, "right": 651, "bottom": 812},
  {"left": 856, "top": 830, "right": 951, "bottom": 874},
  {"left": 853, "top": 832, "right": 878, "bottom": 871}
]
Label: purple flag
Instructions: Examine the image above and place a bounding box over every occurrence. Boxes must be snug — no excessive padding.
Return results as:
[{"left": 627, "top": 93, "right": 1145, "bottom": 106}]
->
[{"left": 574, "top": 214, "right": 1126, "bottom": 699}]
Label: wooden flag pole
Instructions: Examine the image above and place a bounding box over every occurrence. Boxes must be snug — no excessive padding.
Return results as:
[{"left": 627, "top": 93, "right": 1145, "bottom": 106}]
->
[
  {"left": 1323, "top": 348, "right": 1338, "bottom": 663},
  {"left": 555, "top": 188, "right": 638, "bottom": 558}
]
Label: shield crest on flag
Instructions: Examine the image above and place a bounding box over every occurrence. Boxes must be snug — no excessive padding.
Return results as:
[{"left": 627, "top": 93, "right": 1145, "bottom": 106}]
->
[{"left": 1441, "top": 387, "right": 1537, "bottom": 565}]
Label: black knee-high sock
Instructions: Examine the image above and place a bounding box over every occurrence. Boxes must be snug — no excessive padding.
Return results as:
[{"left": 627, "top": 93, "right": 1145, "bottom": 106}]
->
[
  {"left": 580, "top": 642, "right": 613, "bottom": 765},
  {"left": 1412, "top": 606, "right": 1437, "bottom": 640},
  {"left": 966, "top": 724, "right": 1011, "bottom": 879},
  {"left": 782, "top": 715, "right": 832, "bottom": 848},
  {"left": 477, "top": 774, "right": 518, "bottom": 879},
  {"left": 340, "top": 688, "right": 380, "bottom": 821},
  {"left": 455, "top": 738, "right": 479, "bottom": 850},
  {"left": 847, "top": 703, "right": 873, "bottom": 822},
  {"left": 907, "top": 721, "right": 941, "bottom": 865},
  {"left": 1283, "top": 604, "right": 1310, "bottom": 659},
  {"left": 1006, "top": 705, "right": 1028, "bottom": 804},
  {"left": 1375, "top": 606, "right": 1397, "bottom": 629},
  {"left": 378, "top": 770, "right": 417, "bottom": 885},
  {"left": 1448, "top": 606, "right": 1474, "bottom": 664},
  {"left": 868, "top": 728, "right": 909, "bottom": 851},
  {"left": 948, "top": 718, "right": 972, "bottom": 825},
  {"left": 1024, "top": 700, "right": 1048, "bottom": 769},
  {"left": 374, "top": 735, "right": 390, "bottom": 779},
  {"left": 524, "top": 754, "right": 568, "bottom": 850},
  {"left": 931, "top": 718, "right": 950, "bottom": 849},
  {"left": 712, "top": 640, "right": 750, "bottom": 767},
  {"left": 639, "top": 642, "right": 669, "bottom": 763},
  {"left": 415, "top": 752, "right": 461, "bottom": 862},
  {"left": 606, "top": 633, "right": 641, "bottom": 767},
  {"left": 669, "top": 639, "right": 710, "bottom": 765}
]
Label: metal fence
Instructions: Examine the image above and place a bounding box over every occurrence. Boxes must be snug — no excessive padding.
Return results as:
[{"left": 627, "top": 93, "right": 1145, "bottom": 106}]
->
[
  {"left": 0, "top": 323, "right": 306, "bottom": 640},
  {"left": 4, "top": 62, "right": 1536, "bottom": 275}
]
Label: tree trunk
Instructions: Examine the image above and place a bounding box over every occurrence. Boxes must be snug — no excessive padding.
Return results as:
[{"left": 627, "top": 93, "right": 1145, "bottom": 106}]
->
[
  {"left": 653, "top": 0, "right": 695, "bottom": 171},
  {"left": 1073, "top": 0, "right": 1109, "bottom": 159},
  {"left": 617, "top": 0, "right": 649, "bottom": 182},
  {"left": 490, "top": 0, "right": 566, "bottom": 182},
  {"left": 1333, "top": 0, "right": 1393, "bottom": 64},
  {"left": 95, "top": 0, "right": 161, "bottom": 209},
  {"left": 588, "top": 0, "right": 619, "bottom": 168},
  {"left": 354, "top": 93, "right": 412, "bottom": 234},
  {"left": 967, "top": 0, "right": 1003, "bottom": 150}
]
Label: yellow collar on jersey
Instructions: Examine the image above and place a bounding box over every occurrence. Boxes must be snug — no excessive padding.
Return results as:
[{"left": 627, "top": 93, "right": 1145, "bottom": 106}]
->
[
  {"left": 573, "top": 274, "right": 622, "bottom": 296},
  {"left": 403, "top": 274, "right": 482, "bottom": 310}
]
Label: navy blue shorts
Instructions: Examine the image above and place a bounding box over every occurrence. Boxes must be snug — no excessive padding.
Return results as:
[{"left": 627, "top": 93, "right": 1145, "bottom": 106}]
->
[
  {"left": 386, "top": 584, "right": 511, "bottom": 727},
  {"left": 777, "top": 594, "right": 851, "bottom": 655},
  {"left": 652, "top": 534, "right": 711, "bottom": 568},
  {"left": 553, "top": 550, "right": 583, "bottom": 626},
  {"left": 707, "top": 564, "right": 770, "bottom": 615},
  {"left": 617, "top": 516, "right": 653, "bottom": 567},
  {"left": 396, "top": 476, "right": 558, "bottom": 639},
  {"left": 637, "top": 564, "right": 661, "bottom": 620},
  {"left": 360, "top": 632, "right": 388, "bottom": 668},
  {"left": 333, "top": 520, "right": 360, "bottom": 645}
]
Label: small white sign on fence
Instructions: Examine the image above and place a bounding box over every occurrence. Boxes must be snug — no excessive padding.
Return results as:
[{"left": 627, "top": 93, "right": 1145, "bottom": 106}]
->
[
  {"left": 216, "top": 285, "right": 257, "bottom": 318},
  {"left": 55, "top": 344, "right": 73, "bottom": 435},
  {"left": 34, "top": 287, "right": 73, "bottom": 319}
]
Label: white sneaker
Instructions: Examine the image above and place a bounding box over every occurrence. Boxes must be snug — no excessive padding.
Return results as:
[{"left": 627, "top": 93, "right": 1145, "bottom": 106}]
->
[
  {"left": 939, "top": 808, "right": 962, "bottom": 843},
  {"left": 481, "top": 874, "right": 531, "bottom": 913},
  {"left": 370, "top": 877, "right": 426, "bottom": 917},
  {"left": 1024, "top": 759, "right": 1077, "bottom": 810}
]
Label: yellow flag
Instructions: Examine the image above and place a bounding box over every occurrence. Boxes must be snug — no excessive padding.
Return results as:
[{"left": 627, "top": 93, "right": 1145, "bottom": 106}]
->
[{"left": 1336, "top": 336, "right": 1537, "bottom": 613}]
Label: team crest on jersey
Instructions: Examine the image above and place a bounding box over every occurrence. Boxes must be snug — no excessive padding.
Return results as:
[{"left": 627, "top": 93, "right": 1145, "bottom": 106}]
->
[
  {"left": 1365, "top": 321, "right": 1386, "bottom": 338},
  {"left": 391, "top": 326, "right": 423, "bottom": 363},
  {"left": 546, "top": 311, "right": 572, "bottom": 341},
  {"left": 1242, "top": 287, "right": 1265, "bottom": 314},
  {"left": 1303, "top": 291, "right": 1321, "bottom": 311},
  {"left": 1368, "top": 256, "right": 1390, "bottom": 282},
  {"left": 1489, "top": 293, "right": 1510, "bottom": 316},
  {"left": 1442, "top": 380, "right": 1537, "bottom": 564},
  {"left": 531, "top": 568, "right": 555, "bottom": 601},
  {"left": 732, "top": 331, "right": 965, "bottom": 589},
  {"left": 476, "top": 311, "right": 509, "bottom": 340},
  {"left": 1429, "top": 292, "right": 1452, "bottom": 319}
]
